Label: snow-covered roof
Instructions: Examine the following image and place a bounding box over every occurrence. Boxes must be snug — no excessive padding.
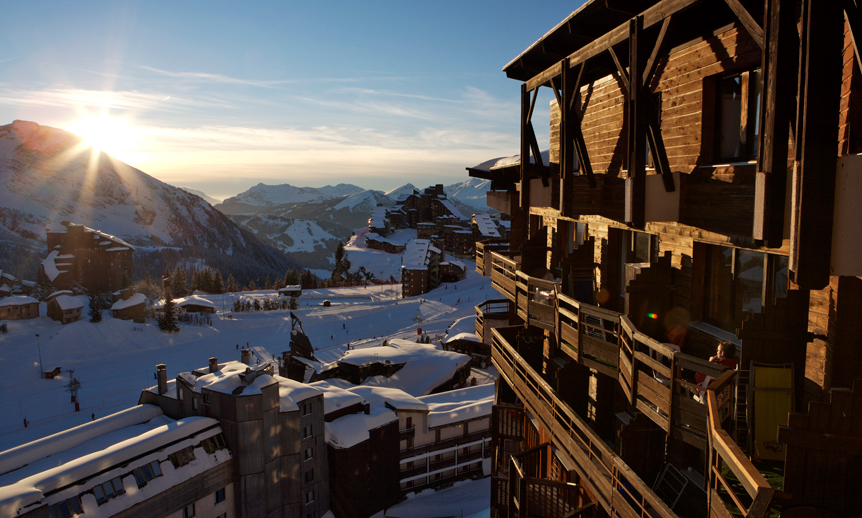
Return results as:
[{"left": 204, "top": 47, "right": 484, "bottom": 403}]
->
[
  {"left": 469, "top": 150, "right": 550, "bottom": 171},
  {"left": 0, "top": 284, "right": 11, "bottom": 294},
  {"left": 444, "top": 332, "right": 482, "bottom": 344},
  {"left": 419, "top": 384, "right": 495, "bottom": 428},
  {"left": 445, "top": 316, "right": 478, "bottom": 340},
  {"left": 181, "top": 361, "right": 322, "bottom": 411},
  {"left": 472, "top": 214, "right": 500, "bottom": 238},
  {"left": 402, "top": 239, "right": 440, "bottom": 269},
  {"left": 111, "top": 293, "right": 147, "bottom": 311},
  {"left": 308, "top": 381, "right": 366, "bottom": 416},
  {"left": 153, "top": 295, "right": 216, "bottom": 310},
  {"left": 0, "top": 405, "right": 227, "bottom": 517},
  {"left": 0, "top": 296, "right": 38, "bottom": 308},
  {"left": 54, "top": 295, "right": 85, "bottom": 311},
  {"left": 41, "top": 250, "right": 64, "bottom": 282},
  {"left": 438, "top": 198, "right": 466, "bottom": 221},
  {"left": 368, "top": 206, "right": 388, "bottom": 229},
  {"left": 339, "top": 339, "right": 470, "bottom": 396}
]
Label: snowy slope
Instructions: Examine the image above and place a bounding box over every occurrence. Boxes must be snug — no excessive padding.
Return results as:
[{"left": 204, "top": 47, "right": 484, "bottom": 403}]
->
[
  {"left": 0, "top": 120, "right": 294, "bottom": 280},
  {"left": 179, "top": 187, "right": 222, "bottom": 206},
  {"left": 443, "top": 177, "right": 493, "bottom": 211}
]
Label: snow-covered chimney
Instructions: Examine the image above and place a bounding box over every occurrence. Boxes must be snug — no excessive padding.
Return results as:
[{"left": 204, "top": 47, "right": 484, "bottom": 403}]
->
[
  {"left": 156, "top": 364, "right": 167, "bottom": 395},
  {"left": 241, "top": 349, "right": 250, "bottom": 365},
  {"left": 209, "top": 357, "right": 219, "bottom": 373}
]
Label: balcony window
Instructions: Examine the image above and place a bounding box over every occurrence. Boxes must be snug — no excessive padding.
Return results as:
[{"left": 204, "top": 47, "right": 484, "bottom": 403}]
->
[
  {"left": 715, "top": 69, "right": 762, "bottom": 162},
  {"left": 703, "top": 245, "right": 788, "bottom": 332}
]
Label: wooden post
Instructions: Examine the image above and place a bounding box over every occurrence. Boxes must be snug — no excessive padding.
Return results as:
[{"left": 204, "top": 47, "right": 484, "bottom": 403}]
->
[
  {"left": 561, "top": 61, "right": 575, "bottom": 216},
  {"left": 754, "top": 0, "right": 797, "bottom": 246},
  {"left": 520, "top": 83, "right": 532, "bottom": 209},
  {"left": 625, "top": 16, "right": 647, "bottom": 228},
  {"left": 790, "top": 0, "right": 843, "bottom": 289}
]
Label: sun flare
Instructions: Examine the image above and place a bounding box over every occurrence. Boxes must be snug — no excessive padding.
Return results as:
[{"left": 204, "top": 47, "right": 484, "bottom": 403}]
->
[{"left": 67, "top": 112, "right": 137, "bottom": 157}]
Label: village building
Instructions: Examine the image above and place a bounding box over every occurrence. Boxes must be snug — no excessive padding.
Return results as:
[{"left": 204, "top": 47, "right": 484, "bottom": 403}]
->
[
  {"left": 0, "top": 296, "right": 39, "bottom": 321},
  {"left": 154, "top": 295, "right": 217, "bottom": 314},
  {"left": 401, "top": 239, "right": 442, "bottom": 298},
  {"left": 45, "top": 291, "right": 85, "bottom": 324},
  {"left": 111, "top": 293, "right": 147, "bottom": 323},
  {"left": 471, "top": 1, "right": 862, "bottom": 517},
  {"left": 42, "top": 221, "right": 134, "bottom": 294},
  {"left": 310, "top": 374, "right": 493, "bottom": 517},
  {"left": 0, "top": 405, "right": 234, "bottom": 518},
  {"left": 277, "top": 285, "right": 302, "bottom": 298},
  {"left": 139, "top": 358, "right": 330, "bottom": 518}
]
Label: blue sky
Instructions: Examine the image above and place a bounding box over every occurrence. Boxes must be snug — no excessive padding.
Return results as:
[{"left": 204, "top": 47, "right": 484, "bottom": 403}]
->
[{"left": 0, "top": 1, "right": 576, "bottom": 199}]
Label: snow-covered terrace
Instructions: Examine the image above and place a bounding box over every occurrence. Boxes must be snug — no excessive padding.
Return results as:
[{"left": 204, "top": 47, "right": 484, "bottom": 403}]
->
[{"left": 0, "top": 405, "right": 228, "bottom": 517}]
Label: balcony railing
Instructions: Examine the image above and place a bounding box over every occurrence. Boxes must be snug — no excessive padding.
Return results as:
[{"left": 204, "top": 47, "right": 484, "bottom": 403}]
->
[
  {"left": 493, "top": 326, "right": 677, "bottom": 518},
  {"left": 476, "top": 239, "right": 509, "bottom": 275},
  {"left": 399, "top": 426, "right": 415, "bottom": 441},
  {"left": 706, "top": 372, "right": 774, "bottom": 518},
  {"left": 475, "top": 298, "right": 514, "bottom": 343},
  {"left": 399, "top": 429, "right": 491, "bottom": 460}
]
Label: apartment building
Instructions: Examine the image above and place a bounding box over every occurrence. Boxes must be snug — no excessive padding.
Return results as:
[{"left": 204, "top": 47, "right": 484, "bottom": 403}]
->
[{"left": 472, "top": 1, "right": 862, "bottom": 517}]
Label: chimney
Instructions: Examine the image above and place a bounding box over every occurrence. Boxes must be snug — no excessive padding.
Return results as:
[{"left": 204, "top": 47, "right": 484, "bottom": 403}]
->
[
  {"left": 241, "top": 349, "right": 250, "bottom": 365},
  {"left": 209, "top": 357, "right": 219, "bottom": 373},
  {"left": 157, "top": 364, "right": 167, "bottom": 395}
]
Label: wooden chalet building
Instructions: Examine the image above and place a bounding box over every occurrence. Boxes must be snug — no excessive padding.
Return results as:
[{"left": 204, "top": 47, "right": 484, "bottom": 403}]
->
[
  {"left": 43, "top": 221, "right": 134, "bottom": 294},
  {"left": 472, "top": 1, "right": 862, "bottom": 517}
]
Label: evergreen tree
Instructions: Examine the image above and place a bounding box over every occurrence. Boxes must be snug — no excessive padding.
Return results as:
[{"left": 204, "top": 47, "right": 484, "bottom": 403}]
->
[
  {"left": 201, "top": 268, "right": 214, "bottom": 293},
  {"left": 191, "top": 270, "right": 202, "bottom": 293},
  {"left": 288, "top": 296, "right": 298, "bottom": 310},
  {"left": 33, "top": 268, "right": 54, "bottom": 301},
  {"left": 88, "top": 295, "right": 102, "bottom": 323},
  {"left": 226, "top": 273, "right": 239, "bottom": 293},
  {"left": 264, "top": 275, "right": 271, "bottom": 290},
  {"left": 248, "top": 278, "right": 257, "bottom": 291},
  {"left": 213, "top": 270, "right": 225, "bottom": 294},
  {"left": 284, "top": 267, "right": 300, "bottom": 286},
  {"left": 159, "top": 287, "right": 179, "bottom": 332},
  {"left": 171, "top": 266, "right": 189, "bottom": 298}
]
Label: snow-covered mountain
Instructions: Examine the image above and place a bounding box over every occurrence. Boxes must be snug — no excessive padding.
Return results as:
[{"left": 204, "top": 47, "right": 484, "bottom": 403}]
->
[
  {"left": 0, "top": 120, "right": 294, "bottom": 281},
  {"left": 444, "top": 177, "right": 493, "bottom": 211},
  {"left": 219, "top": 182, "right": 365, "bottom": 213},
  {"left": 179, "top": 187, "right": 222, "bottom": 206},
  {"left": 212, "top": 177, "right": 495, "bottom": 274}
]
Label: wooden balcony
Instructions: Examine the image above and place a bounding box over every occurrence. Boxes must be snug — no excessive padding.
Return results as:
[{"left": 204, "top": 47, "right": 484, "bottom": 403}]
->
[
  {"left": 475, "top": 299, "right": 514, "bottom": 343},
  {"left": 489, "top": 252, "right": 519, "bottom": 303},
  {"left": 492, "top": 325, "right": 677, "bottom": 518},
  {"left": 476, "top": 239, "right": 509, "bottom": 276},
  {"left": 489, "top": 276, "right": 771, "bottom": 516},
  {"left": 509, "top": 444, "right": 589, "bottom": 518}
]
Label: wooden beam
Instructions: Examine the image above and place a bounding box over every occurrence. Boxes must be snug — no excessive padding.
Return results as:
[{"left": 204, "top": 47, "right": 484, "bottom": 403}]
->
[
  {"left": 564, "top": 0, "right": 701, "bottom": 71},
  {"left": 845, "top": 0, "right": 862, "bottom": 75},
  {"left": 722, "top": 0, "right": 764, "bottom": 48},
  {"left": 526, "top": 61, "right": 563, "bottom": 92},
  {"left": 608, "top": 46, "right": 630, "bottom": 95},
  {"left": 526, "top": 87, "right": 539, "bottom": 127},
  {"left": 790, "top": 0, "right": 844, "bottom": 289},
  {"left": 561, "top": 62, "right": 574, "bottom": 215},
  {"left": 625, "top": 16, "right": 646, "bottom": 228},
  {"left": 753, "top": 0, "right": 797, "bottom": 245},
  {"left": 643, "top": 15, "right": 672, "bottom": 87},
  {"left": 520, "top": 84, "right": 531, "bottom": 208},
  {"left": 646, "top": 120, "right": 674, "bottom": 192}
]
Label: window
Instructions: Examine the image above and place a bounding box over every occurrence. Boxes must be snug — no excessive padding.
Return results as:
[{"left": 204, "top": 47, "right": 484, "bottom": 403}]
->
[
  {"left": 302, "top": 424, "right": 313, "bottom": 439},
  {"left": 48, "top": 497, "right": 83, "bottom": 518},
  {"left": 304, "top": 469, "right": 314, "bottom": 483},
  {"left": 183, "top": 503, "right": 196, "bottom": 518},
  {"left": 92, "top": 477, "right": 125, "bottom": 505},
  {"left": 202, "top": 433, "right": 227, "bottom": 454},
  {"left": 132, "top": 460, "right": 163, "bottom": 488},
  {"left": 303, "top": 402, "right": 312, "bottom": 415},
  {"left": 405, "top": 417, "right": 412, "bottom": 430},
  {"left": 169, "top": 446, "right": 196, "bottom": 468},
  {"left": 305, "top": 490, "right": 315, "bottom": 504},
  {"left": 215, "top": 487, "right": 226, "bottom": 504},
  {"left": 204, "top": 393, "right": 212, "bottom": 404},
  {"left": 715, "top": 69, "right": 762, "bottom": 161},
  {"left": 304, "top": 447, "right": 314, "bottom": 461},
  {"left": 702, "top": 245, "right": 788, "bottom": 332},
  {"left": 193, "top": 397, "right": 199, "bottom": 411}
]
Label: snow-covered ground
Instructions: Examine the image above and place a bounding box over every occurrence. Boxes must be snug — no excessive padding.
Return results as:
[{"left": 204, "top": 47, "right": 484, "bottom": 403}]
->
[{"left": 0, "top": 260, "right": 493, "bottom": 428}]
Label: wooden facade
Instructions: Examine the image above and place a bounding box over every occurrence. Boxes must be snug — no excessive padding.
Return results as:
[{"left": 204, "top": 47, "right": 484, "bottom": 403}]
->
[{"left": 474, "top": 1, "right": 862, "bottom": 517}]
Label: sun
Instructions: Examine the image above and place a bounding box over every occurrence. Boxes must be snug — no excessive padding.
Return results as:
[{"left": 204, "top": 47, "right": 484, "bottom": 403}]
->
[{"left": 67, "top": 112, "right": 136, "bottom": 157}]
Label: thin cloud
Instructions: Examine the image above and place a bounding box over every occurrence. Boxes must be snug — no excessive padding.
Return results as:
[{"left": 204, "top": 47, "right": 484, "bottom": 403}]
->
[
  {"left": 0, "top": 87, "right": 237, "bottom": 112},
  {"left": 139, "top": 66, "right": 295, "bottom": 88}
]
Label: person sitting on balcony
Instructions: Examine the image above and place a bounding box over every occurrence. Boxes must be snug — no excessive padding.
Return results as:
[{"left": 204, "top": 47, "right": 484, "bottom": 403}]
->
[{"left": 695, "top": 341, "right": 738, "bottom": 388}]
